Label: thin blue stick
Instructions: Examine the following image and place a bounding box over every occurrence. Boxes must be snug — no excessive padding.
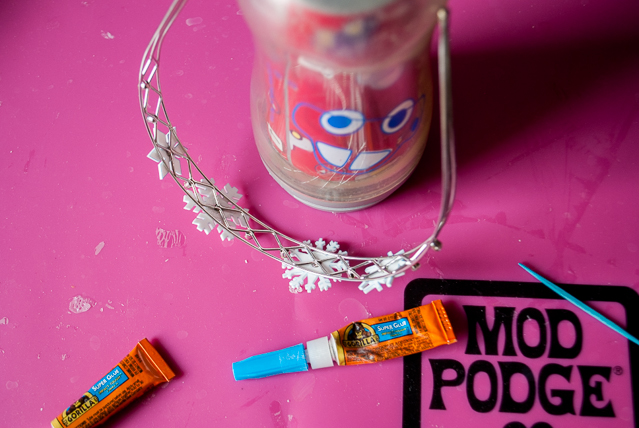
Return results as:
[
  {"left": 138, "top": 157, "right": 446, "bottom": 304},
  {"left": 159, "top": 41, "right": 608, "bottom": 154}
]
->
[{"left": 518, "top": 263, "right": 639, "bottom": 347}]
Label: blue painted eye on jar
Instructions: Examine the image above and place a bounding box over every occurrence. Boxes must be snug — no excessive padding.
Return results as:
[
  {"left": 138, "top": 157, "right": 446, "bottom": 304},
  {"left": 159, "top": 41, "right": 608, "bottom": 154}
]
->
[
  {"left": 381, "top": 99, "right": 414, "bottom": 134},
  {"left": 320, "top": 109, "right": 365, "bottom": 135}
]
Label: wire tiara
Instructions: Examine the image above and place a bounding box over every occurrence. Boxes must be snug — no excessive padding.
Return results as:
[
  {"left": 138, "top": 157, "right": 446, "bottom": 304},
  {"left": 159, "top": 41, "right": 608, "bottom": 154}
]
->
[{"left": 138, "top": 0, "right": 456, "bottom": 293}]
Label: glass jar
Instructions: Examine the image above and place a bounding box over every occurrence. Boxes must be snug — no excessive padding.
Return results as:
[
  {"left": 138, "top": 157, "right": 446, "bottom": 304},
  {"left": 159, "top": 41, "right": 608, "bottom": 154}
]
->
[{"left": 239, "top": 0, "right": 446, "bottom": 211}]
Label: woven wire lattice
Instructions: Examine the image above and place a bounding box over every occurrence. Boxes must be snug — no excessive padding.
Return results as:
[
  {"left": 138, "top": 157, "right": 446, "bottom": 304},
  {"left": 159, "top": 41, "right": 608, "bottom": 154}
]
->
[{"left": 138, "top": 0, "right": 456, "bottom": 287}]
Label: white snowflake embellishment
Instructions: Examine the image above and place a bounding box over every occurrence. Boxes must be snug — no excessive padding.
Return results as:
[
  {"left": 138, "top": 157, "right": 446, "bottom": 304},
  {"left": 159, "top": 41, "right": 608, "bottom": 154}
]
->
[
  {"left": 283, "top": 238, "right": 348, "bottom": 294},
  {"left": 147, "top": 128, "right": 248, "bottom": 242},
  {"left": 147, "top": 128, "right": 185, "bottom": 179},
  {"left": 183, "top": 180, "right": 248, "bottom": 241},
  {"left": 358, "top": 250, "right": 409, "bottom": 294}
]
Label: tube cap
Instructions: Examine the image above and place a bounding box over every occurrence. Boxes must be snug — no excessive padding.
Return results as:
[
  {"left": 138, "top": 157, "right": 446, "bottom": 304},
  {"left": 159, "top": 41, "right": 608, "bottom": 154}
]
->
[
  {"left": 306, "top": 336, "right": 334, "bottom": 369},
  {"left": 232, "top": 343, "right": 308, "bottom": 381}
]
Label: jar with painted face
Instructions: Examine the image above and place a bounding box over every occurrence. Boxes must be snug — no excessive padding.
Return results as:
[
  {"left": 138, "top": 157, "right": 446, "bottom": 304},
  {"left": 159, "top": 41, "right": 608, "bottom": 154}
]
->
[{"left": 239, "top": 0, "right": 446, "bottom": 211}]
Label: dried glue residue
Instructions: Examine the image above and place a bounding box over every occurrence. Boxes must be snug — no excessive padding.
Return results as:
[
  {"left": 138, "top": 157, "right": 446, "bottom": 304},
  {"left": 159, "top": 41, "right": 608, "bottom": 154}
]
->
[
  {"left": 6, "top": 381, "right": 19, "bottom": 390},
  {"left": 292, "top": 373, "right": 316, "bottom": 402},
  {"left": 94, "top": 241, "right": 105, "bottom": 255},
  {"left": 269, "top": 401, "right": 287, "bottom": 428},
  {"left": 338, "top": 298, "right": 371, "bottom": 322},
  {"left": 90, "top": 336, "right": 101, "bottom": 351},
  {"left": 156, "top": 228, "right": 186, "bottom": 249},
  {"left": 186, "top": 17, "right": 203, "bottom": 26},
  {"left": 69, "top": 295, "right": 95, "bottom": 314},
  {"left": 283, "top": 199, "right": 299, "bottom": 209}
]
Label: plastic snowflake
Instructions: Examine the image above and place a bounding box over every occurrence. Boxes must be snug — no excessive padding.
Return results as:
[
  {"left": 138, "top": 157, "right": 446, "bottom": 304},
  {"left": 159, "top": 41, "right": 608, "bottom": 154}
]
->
[
  {"left": 147, "top": 129, "right": 185, "bottom": 179},
  {"left": 182, "top": 180, "right": 247, "bottom": 241},
  {"left": 358, "top": 250, "right": 408, "bottom": 294},
  {"left": 147, "top": 129, "right": 248, "bottom": 242},
  {"left": 282, "top": 239, "right": 348, "bottom": 294}
]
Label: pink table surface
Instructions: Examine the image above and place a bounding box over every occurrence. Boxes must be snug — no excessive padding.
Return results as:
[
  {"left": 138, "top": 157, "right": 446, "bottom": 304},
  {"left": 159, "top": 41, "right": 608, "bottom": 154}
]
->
[{"left": 1, "top": 0, "right": 638, "bottom": 427}]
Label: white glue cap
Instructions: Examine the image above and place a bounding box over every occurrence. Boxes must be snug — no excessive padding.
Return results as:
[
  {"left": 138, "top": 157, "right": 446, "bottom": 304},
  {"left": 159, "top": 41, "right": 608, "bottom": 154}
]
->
[{"left": 306, "top": 336, "right": 334, "bottom": 370}]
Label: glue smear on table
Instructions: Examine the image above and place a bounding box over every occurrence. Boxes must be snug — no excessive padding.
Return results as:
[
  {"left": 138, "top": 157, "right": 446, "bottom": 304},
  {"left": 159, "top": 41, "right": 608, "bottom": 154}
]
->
[{"left": 69, "top": 296, "right": 95, "bottom": 314}]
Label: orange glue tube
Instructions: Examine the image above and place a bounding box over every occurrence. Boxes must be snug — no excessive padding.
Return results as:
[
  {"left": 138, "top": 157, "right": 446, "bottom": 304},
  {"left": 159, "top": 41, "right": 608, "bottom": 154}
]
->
[
  {"left": 51, "top": 338, "right": 175, "bottom": 428},
  {"left": 232, "top": 300, "right": 456, "bottom": 380}
]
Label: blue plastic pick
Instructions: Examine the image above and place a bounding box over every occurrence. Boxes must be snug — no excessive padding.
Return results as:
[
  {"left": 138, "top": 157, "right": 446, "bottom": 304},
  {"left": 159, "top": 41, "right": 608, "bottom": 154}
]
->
[{"left": 518, "top": 263, "right": 639, "bottom": 347}]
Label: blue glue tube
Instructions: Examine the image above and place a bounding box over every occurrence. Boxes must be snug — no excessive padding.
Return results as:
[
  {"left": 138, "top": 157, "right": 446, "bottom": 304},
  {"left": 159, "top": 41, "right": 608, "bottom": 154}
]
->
[{"left": 232, "top": 300, "right": 457, "bottom": 380}]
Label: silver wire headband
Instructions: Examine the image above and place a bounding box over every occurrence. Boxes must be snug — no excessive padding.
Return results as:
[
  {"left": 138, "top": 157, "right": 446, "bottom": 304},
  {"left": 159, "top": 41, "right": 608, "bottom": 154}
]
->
[{"left": 139, "top": 0, "right": 456, "bottom": 294}]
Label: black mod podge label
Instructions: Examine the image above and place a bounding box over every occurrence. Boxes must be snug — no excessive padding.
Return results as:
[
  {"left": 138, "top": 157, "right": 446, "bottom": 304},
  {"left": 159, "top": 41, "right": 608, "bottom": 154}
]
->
[{"left": 402, "top": 279, "right": 639, "bottom": 428}]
